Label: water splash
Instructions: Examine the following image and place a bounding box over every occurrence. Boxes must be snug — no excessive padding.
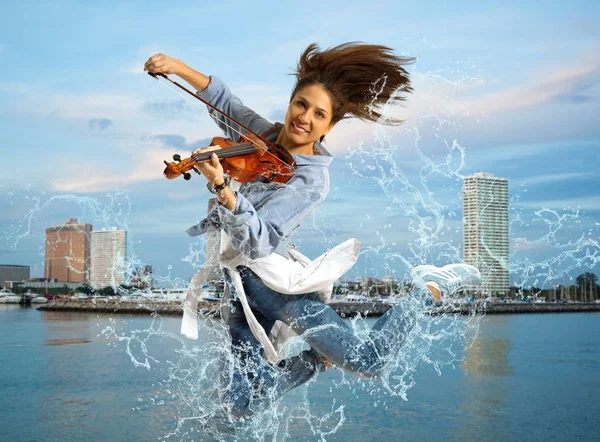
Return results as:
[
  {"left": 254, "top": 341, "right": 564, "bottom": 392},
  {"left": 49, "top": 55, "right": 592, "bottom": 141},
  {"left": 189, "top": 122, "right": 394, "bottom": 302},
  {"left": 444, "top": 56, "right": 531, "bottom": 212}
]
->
[{"left": 4, "top": 50, "right": 598, "bottom": 441}]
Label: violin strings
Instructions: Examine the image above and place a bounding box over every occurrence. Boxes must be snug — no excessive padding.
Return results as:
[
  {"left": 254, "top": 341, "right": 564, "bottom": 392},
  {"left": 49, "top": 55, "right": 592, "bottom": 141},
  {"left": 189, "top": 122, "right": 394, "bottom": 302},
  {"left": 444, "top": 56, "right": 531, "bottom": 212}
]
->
[
  {"left": 152, "top": 76, "right": 294, "bottom": 173},
  {"left": 191, "top": 144, "right": 256, "bottom": 161}
]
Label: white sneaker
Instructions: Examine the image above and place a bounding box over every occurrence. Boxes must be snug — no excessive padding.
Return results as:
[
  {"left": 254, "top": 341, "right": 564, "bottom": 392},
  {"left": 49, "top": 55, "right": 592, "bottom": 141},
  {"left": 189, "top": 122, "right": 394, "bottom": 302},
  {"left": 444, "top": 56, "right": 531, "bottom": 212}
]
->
[{"left": 410, "top": 264, "right": 481, "bottom": 301}]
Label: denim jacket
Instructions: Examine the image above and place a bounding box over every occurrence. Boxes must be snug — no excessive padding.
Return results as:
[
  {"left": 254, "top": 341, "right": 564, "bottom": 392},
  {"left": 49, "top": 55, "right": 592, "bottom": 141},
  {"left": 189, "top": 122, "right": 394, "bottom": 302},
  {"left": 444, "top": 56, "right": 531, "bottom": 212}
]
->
[
  {"left": 179, "top": 77, "right": 364, "bottom": 362},
  {"left": 185, "top": 76, "right": 333, "bottom": 260}
]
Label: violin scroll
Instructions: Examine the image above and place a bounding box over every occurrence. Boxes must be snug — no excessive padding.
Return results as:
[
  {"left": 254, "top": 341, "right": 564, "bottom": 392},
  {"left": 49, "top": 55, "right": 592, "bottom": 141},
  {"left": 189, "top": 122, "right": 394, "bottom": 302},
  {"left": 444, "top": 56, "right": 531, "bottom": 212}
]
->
[{"left": 163, "top": 154, "right": 198, "bottom": 180}]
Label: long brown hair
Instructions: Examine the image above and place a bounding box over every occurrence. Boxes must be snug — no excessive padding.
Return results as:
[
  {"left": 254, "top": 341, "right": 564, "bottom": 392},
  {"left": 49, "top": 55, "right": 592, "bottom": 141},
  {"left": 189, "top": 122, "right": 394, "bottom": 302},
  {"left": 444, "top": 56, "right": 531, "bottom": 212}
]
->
[{"left": 291, "top": 42, "right": 415, "bottom": 126}]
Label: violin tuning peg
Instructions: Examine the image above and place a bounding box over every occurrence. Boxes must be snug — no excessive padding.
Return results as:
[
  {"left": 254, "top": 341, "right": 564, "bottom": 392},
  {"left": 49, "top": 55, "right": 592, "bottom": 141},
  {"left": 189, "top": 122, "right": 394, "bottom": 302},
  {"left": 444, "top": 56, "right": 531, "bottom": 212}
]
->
[
  {"left": 173, "top": 154, "right": 181, "bottom": 162},
  {"left": 183, "top": 172, "right": 192, "bottom": 181}
]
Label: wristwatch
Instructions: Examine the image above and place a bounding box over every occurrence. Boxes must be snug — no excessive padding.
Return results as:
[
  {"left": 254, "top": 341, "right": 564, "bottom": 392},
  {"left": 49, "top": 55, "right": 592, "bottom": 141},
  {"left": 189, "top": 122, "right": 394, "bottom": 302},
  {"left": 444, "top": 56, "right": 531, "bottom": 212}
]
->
[{"left": 207, "top": 175, "right": 231, "bottom": 194}]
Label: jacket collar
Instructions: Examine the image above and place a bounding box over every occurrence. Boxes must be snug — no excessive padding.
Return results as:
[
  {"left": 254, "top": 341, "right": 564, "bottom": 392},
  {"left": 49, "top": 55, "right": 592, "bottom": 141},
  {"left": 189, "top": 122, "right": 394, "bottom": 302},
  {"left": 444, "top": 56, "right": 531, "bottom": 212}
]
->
[{"left": 266, "top": 127, "right": 333, "bottom": 167}]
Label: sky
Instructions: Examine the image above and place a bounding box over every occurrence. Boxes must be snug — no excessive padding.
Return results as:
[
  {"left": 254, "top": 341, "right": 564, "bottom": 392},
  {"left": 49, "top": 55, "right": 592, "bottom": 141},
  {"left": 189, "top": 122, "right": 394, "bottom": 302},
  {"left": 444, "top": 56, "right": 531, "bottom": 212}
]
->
[{"left": 0, "top": 0, "right": 599, "bottom": 289}]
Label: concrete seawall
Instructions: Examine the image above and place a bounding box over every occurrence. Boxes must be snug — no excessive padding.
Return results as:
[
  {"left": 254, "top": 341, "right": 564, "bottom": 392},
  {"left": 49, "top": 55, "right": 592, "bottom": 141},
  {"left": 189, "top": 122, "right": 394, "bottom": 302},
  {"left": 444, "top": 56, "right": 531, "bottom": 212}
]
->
[{"left": 37, "top": 299, "right": 600, "bottom": 317}]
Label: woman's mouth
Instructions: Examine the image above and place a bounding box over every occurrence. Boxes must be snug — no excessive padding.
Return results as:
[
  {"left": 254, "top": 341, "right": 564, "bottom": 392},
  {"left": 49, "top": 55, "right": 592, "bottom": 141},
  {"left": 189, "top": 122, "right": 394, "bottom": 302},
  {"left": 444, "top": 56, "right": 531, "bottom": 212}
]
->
[{"left": 291, "top": 122, "right": 309, "bottom": 135}]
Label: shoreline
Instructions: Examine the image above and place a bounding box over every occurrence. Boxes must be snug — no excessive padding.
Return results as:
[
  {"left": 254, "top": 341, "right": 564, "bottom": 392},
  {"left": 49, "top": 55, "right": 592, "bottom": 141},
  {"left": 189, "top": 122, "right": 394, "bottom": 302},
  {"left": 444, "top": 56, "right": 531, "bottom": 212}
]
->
[{"left": 36, "top": 299, "right": 600, "bottom": 317}]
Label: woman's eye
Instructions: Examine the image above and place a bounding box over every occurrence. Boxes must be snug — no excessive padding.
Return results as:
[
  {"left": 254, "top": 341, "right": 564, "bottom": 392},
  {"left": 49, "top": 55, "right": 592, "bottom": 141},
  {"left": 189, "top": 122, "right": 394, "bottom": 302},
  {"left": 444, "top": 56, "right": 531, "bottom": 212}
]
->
[{"left": 316, "top": 112, "right": 324, "bottom": 118}]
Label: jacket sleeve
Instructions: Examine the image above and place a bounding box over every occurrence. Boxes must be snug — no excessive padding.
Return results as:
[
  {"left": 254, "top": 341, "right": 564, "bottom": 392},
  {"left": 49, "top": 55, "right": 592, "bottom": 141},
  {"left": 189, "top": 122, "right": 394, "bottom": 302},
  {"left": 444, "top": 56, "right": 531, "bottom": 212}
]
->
[
  {"left": 197, "top": 76, "right": 273, "bottom": 140},
  {"left": 214, "top": 178, "right": 326, "bottom": 260}
]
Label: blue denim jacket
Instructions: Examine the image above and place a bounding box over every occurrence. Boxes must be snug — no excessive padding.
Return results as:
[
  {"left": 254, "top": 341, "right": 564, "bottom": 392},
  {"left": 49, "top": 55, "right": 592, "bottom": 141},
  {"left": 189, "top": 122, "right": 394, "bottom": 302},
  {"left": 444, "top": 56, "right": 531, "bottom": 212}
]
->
[{"left": 186, "top": 76, "right": 333, "bottom": 260}]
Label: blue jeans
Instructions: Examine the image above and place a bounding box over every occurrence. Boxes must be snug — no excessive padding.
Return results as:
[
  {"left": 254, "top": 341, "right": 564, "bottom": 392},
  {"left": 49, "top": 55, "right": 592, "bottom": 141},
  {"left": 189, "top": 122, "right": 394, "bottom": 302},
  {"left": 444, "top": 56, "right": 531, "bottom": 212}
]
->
[{"left": 218, "top": 267, "right": 428, "bottom": 418}]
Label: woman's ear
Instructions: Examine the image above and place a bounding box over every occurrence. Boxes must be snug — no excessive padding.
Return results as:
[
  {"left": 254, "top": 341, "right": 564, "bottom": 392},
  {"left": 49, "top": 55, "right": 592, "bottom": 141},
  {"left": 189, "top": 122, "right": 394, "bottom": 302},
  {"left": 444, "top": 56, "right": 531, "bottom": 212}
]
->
[{"left": 320, "top": 126, "right": 333, "bottom": 143}]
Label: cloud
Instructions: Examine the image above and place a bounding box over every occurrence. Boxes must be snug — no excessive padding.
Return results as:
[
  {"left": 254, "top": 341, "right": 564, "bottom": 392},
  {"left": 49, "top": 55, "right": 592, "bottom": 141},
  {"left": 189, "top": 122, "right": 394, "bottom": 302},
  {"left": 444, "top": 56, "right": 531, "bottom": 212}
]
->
[
  {"left": 553, "top": 93, "right": 594, "bottom": 104},
  {"left": 511, "top": 239, "right": 551, "bottom": 253},
  {"left": 5, "top": 49, "right": 598, "bottom": 193},
  {"left": 452, "top": 58, "right": 600, "bottom": 116},
  {"left": 520, "top": 172, "right": 593, "bottom": 186},
  {"left": 88, "top": 118, "right": 113, "bottom": 131},
  {"left": 143, "top": 99, "right": 193, "bottom": 115},
  {"left": 146, "top": 134, "right": 187, "bottom": 149},
  {"left": 47, "top": 141, "right": 182, "bottom": 192},
  {"left": 1, "top": 84, "right": 145, "bottom": 120},
  {"left": 319, "top": 50, "right": 600, "bottom": 156},
  {"left": 514, "top": 196, "right": 600, "bottom": 212},
  {"left": 47, "top": 132, "right": 216, "bottom": 193},
  {"left": 269, "top": 109, "right": 286, "bottom": 122},
  {"left": 142, "top": 133, "right": 213, "bottom": 151}
]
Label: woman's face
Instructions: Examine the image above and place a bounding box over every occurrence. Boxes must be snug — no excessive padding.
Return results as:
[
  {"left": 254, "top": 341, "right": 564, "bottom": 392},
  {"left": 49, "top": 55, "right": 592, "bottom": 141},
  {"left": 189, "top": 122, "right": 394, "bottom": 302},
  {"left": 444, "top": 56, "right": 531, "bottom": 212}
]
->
[{"left": 280, "top": 83, "right": 335, "bottom": 153}]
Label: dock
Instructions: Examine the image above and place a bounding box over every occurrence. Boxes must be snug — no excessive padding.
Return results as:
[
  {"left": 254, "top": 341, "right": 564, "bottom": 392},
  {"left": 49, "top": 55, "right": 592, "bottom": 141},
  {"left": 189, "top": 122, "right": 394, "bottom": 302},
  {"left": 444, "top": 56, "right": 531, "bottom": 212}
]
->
[{"left": 36, "top": 299, "right": 600, "bottom": 317}]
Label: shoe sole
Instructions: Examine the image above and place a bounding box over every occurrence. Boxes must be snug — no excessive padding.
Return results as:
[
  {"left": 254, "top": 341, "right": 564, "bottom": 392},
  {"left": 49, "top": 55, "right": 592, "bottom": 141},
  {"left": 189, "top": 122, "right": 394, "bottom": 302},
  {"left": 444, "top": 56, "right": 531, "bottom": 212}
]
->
[{"left": 425, "top": 281, "right": 442, "bottom": 301}]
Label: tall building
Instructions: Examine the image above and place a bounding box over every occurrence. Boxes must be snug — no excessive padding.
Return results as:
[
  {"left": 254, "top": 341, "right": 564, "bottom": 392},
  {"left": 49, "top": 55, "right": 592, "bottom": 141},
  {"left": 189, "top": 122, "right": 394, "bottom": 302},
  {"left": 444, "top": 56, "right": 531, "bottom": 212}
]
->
[
  {"left": 0, "top": 265, "right": 30, "bottom": 287},
  {"left": 463, "top": 172, "right": 509, "bottom": 296},
  {"left": 45, "top": 218, "right": 92, "bottom": 283},
  {"left": 89, "top": 228, "right": 127, "bottom": 289}
]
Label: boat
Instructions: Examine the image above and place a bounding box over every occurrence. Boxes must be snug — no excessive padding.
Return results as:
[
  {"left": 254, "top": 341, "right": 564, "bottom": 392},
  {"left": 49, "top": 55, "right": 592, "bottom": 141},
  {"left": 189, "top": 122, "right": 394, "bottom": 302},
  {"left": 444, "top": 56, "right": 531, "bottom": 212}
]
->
[
  {"left": 21, "top": 290, "right": 47, "bottom": 304},
  {"left": 149, "top": 288, "right": 188, "bottom": 302},
  {"left": 30, "top": 293, "right": 48, "bottom": 304},
  {"left": 335, "top": 292, "right": 372, "bottom": 303},
  {"left": 0, "top": 288, "right": 21, "bottom": 304},
  {"left": 200, "top": 284, "right": 221, "bottom": 302}
]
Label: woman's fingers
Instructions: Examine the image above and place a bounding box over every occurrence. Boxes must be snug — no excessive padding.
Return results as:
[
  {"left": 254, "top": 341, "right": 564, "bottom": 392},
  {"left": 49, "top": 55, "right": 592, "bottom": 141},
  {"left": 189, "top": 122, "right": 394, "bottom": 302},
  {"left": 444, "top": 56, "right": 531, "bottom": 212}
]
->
[
  {"left": 143, "top": 53, "right": 183, "bottom": 75},
  {"left": 192, "top": 146, "right": 224, "bottom": 182},
  {"left": 144, "top": 53, "right": 165, "bottom": 71},
  {"left": 211, "top": 153, "right": 220, "bottom": 168},
  {"left": 192, "top": 145, "right": 222, "bottom": 156}
]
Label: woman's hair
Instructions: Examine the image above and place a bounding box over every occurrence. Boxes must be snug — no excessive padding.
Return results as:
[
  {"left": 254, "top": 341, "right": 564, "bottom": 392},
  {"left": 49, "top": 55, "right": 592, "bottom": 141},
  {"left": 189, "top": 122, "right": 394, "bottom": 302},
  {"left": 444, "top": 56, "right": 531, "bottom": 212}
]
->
[{"left": 291, "top": 42, "right": 416, "bottom": 126}]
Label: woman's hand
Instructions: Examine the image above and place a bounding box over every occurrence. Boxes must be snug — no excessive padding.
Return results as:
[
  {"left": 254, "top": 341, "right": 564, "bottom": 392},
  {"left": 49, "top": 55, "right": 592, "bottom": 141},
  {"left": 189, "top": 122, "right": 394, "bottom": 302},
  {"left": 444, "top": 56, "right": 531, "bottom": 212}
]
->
[
  {"left": 193, "top": 146, "right": 224, "bottom": 184},
  {"left": 144, "top": 53, "right": 187, "bottom": 76},
  {"left": 194, "top": 145, "right": 237, "bottom": 211},
  {"left": 144, "top": 53, "right": 211, "bottom": 93}
]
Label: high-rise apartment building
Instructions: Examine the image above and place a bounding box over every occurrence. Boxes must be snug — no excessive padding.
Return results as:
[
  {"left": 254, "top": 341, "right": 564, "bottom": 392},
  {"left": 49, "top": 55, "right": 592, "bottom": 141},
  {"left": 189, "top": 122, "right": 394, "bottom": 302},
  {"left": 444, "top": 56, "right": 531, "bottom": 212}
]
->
[
  {"left": 0, "top": 265, "right": 30, "bottom": 287},
  {"left": 463, "top": 172, "right": 509, "bottom": 295},
  {"left": 45, "top": 218, "right": 92, "bottom": 283},
  {"left": 89, "top": 228, "right": 127, "bottom": 289}
]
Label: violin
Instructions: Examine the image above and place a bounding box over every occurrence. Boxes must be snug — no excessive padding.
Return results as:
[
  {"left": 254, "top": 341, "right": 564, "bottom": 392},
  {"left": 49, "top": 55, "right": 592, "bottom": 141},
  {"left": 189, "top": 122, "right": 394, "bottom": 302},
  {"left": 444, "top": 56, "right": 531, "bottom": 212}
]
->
[
  {"left": 149, "top": 72, "right": 296, "bottom": 184},
  {"left": 163, "top": 133, "right": 295, "bottom": 184}
]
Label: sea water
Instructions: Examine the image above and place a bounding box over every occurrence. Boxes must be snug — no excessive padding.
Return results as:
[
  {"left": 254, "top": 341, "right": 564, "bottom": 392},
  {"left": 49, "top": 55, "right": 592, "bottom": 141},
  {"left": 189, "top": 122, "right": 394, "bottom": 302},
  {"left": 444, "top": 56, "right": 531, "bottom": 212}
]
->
[{"left": 1, "top": 306, "right": 598, "bottom": 441}]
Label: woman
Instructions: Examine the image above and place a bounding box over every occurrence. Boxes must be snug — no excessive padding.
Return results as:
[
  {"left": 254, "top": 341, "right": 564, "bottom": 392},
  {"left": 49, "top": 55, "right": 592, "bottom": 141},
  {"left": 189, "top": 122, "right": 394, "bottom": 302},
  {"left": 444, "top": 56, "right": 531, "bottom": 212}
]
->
[{"left": 144, "top": 43, "right": 480, "bottom": 418}]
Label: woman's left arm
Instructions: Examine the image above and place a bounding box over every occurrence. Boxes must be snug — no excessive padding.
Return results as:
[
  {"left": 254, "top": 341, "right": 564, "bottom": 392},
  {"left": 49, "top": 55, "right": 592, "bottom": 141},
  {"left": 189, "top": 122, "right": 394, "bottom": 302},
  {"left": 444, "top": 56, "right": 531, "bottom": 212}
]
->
[{"left": 215, "top": 181, "right": 327, "bottom": 260}]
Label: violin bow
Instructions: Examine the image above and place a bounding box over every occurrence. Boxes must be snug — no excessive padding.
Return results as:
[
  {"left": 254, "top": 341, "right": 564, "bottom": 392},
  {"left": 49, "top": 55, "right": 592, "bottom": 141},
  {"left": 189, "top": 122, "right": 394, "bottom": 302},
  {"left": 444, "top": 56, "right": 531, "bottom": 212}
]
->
[{"left": 148, "top": 72, "right": 295, "bottom": 169}]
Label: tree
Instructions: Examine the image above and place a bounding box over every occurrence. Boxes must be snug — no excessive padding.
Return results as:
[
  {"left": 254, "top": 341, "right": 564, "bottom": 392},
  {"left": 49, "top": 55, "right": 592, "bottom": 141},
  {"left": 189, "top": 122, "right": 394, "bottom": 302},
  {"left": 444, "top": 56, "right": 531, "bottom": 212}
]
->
[
  {"left": 76, "top": 284, "right": 95, "bottom": 295},
  {"left": 576, "top": 272, "right": 597, "bottom": 288},
  {"left": 100, "top": 286, "right": 116, "bottom": 297},
  {"left": 575, "top": 273, "right": 597, "bottom": 302}
]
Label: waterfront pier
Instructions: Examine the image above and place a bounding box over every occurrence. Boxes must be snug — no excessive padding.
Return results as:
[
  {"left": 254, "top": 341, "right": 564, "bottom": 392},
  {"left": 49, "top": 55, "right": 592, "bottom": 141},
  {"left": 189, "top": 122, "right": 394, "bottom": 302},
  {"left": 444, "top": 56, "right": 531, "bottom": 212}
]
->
[{"left": 36, "top": 299, "right": 600, "bottom": 317}]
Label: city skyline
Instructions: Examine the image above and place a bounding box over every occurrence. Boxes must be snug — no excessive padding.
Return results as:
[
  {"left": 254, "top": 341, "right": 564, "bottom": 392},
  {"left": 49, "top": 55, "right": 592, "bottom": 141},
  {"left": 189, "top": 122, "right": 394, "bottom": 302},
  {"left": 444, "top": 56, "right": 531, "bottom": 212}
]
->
[{"left": 0, "top": 1, "right": 598, "bottom": 289}]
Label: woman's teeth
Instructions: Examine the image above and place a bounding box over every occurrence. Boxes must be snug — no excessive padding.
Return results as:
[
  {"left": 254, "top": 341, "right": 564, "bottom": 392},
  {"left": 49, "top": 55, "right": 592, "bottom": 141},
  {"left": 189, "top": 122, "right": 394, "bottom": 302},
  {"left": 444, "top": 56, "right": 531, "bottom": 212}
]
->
[{"left": 292, "top": 122, "right": 308, "bottom": 133}]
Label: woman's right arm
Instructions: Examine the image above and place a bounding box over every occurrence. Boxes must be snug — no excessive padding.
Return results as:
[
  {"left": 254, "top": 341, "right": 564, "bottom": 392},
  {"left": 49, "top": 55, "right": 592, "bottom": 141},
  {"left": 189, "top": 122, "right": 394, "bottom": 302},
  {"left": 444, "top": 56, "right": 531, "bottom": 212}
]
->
[{"left": 144, "top": 54, "right": 272, "bottom": 138}]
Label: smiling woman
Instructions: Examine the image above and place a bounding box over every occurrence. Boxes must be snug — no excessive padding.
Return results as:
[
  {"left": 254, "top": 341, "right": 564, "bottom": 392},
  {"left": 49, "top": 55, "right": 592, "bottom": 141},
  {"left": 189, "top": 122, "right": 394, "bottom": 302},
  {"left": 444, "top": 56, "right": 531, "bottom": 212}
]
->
[{"left": 143, "top": 42, "right": 479, "bottom": 419}]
